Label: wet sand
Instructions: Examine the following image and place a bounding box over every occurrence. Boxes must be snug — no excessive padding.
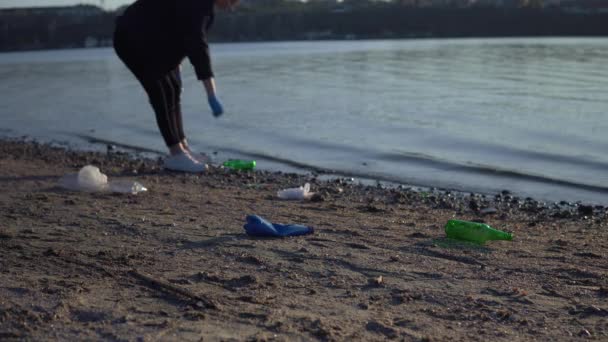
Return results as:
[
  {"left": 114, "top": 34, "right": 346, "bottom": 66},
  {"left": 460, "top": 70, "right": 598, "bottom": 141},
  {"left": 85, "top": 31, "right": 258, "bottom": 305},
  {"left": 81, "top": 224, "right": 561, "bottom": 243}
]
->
[{"left": 1, "top": 139, "right": 607, "bottom": 341}]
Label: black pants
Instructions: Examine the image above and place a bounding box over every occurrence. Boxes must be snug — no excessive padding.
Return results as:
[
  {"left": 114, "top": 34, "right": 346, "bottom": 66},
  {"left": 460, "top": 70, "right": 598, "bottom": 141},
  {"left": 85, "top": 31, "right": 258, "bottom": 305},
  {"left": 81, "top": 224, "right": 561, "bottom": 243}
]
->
[{"left": 113, "top": 27, "right": 185, "bottom": 148}]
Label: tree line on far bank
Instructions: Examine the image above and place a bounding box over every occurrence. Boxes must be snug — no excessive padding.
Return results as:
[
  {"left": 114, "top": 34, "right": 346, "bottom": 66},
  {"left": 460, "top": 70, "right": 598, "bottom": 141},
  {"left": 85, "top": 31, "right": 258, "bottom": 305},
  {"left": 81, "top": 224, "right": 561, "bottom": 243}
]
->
[{"left": 0, "top": 3, "right": 607, "bottom": 52}]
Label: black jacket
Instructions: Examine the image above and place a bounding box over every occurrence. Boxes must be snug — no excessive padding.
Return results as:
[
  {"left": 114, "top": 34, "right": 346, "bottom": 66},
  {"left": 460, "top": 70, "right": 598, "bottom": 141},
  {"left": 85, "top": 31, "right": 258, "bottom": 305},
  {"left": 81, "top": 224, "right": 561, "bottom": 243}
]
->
[{"left": 116, "top": 0, "right": 215, "bottom": 80}]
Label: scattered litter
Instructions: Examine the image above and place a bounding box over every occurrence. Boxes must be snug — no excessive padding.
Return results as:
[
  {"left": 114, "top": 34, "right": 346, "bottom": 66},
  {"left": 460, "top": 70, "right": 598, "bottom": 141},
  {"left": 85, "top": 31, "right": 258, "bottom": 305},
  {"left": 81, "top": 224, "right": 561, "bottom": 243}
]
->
[
  {"left": 243, "top": 215, "right": 314, "bottom": 237},
  {"left": 59, "top": 165, "right": 147, "bottom": 194},
  {"left": 277, "top": 183, "right": 314, "bottom": 200},
  {"left": 445, "top": 219, "right": 512, "bottom": 244}
]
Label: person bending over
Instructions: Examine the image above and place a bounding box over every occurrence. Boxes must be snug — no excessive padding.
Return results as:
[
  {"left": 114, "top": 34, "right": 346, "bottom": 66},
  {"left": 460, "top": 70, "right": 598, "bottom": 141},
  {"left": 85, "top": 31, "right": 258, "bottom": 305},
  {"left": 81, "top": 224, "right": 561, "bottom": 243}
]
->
[{"left": 113, "top": 0, "right": 238, "bottom": 172}]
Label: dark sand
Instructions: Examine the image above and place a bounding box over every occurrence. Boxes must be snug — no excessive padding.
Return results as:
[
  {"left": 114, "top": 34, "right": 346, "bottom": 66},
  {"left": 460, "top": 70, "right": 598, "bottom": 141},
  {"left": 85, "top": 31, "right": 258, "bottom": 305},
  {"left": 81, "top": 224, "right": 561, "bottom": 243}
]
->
[{"left": 1, "top": 139, "right": 607, "bottom": 341}]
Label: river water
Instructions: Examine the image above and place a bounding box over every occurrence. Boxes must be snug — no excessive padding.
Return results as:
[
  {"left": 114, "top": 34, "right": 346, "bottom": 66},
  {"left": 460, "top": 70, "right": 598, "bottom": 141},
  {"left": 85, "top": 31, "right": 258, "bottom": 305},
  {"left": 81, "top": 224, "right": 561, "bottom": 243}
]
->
[{"left": 1, "top": 37, "right": 607, "bottom": 204}]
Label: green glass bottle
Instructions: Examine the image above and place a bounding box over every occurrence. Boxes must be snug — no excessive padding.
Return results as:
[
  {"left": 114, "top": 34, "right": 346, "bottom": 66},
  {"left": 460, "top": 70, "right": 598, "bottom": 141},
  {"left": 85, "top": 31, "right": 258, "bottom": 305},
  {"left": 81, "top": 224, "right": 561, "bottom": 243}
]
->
[
  {"left": 222, "top": 159, "right": 256, "bottom": 170},
  {"left": 445, "top": 219, "right": 513, "bottom": 244}
]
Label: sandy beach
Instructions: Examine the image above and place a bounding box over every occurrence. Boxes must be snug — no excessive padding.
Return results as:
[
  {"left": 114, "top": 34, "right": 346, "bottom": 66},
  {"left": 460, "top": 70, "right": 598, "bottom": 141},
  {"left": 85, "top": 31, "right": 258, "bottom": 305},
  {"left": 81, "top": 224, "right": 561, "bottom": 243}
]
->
[{"left": 1, "top": 139, "right": 607, "bottom": 341}]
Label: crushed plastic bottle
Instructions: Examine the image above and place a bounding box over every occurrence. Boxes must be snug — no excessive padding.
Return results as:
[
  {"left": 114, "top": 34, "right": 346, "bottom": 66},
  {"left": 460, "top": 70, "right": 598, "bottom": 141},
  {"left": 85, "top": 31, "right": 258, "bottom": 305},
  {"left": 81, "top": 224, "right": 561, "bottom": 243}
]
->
[
  {"left": 59, "top": 165, "right": 147, "bottom": 194},
  {"left": 108, "top": 180, "right": 148, "bottom": 194},
  {"left": 277, "top": 183, "right": 313, "bottom": 200}
]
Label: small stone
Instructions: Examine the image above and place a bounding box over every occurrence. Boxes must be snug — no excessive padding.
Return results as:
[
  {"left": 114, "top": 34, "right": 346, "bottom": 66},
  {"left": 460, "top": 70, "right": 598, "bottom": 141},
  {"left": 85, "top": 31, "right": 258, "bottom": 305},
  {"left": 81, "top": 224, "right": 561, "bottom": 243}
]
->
[
  {"left": 578, "top": 205, "right": 594, "bottom": 216},
  {"left": 366, "top": 321, "right": 397, "bottom": 339},
  {"left": 43, "top": 248, "right": 61, "bottom": 257},
  {"left": 480, "top": 207, "right": 498, "bottom": 215},
  {"left": 0, "top": 231, "right": 13, "bottom": 239},
  {"left": 578, "top": 329, "right": 592, "bottom": 337},
  {"left": 184, "top": 311, "right": 205, "bottom": 320},
  {"left": 310, "top": 192, "right": 326, "bottom": 202},
  {"left": 369, "top": 276, "right": 383, "bottom": 286},
  {"left": 469, "top": 200, "right": 479, "bottom": 211}
]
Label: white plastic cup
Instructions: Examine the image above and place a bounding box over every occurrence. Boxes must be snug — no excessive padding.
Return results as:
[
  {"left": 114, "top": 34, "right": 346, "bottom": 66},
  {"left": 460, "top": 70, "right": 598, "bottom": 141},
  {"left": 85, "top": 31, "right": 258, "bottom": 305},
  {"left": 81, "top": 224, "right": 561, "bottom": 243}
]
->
[{"left": 277, "top": 183, "right": 312, "bottom": 200}]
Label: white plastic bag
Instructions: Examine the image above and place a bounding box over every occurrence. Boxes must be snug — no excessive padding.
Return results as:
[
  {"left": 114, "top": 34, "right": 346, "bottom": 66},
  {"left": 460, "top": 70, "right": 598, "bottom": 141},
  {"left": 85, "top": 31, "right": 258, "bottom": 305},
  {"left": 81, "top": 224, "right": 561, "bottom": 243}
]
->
[
  {"left": 78, "top": 165, "right": 108, "bottom": 191},
  {"left": 59, "top": 165, "right": 108, "bottom": 192},
  {"left": 277, "top": 183, "right": 313, "bottom": 200}
]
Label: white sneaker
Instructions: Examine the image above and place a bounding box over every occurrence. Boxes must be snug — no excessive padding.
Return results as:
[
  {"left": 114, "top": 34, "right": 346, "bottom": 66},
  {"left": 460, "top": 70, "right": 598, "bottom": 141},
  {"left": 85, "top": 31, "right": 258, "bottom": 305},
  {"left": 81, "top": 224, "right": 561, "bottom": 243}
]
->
[
  {"left": 164, "top": 152, "right": 207, "bottom": 173},
  {"left": 188, "top": 150, "right": 212, "bottom": 164}
]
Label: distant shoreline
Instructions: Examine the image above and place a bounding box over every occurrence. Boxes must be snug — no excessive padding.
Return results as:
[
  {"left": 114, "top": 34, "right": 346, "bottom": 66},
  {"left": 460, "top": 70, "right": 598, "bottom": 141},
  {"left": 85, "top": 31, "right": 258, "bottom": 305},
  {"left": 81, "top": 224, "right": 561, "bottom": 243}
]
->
[
  {"left": 1, "top": 6, "right": 608, "bottom": 52},
  {"left": 1, "top": 34, "right": 607, "bottom": 55}
]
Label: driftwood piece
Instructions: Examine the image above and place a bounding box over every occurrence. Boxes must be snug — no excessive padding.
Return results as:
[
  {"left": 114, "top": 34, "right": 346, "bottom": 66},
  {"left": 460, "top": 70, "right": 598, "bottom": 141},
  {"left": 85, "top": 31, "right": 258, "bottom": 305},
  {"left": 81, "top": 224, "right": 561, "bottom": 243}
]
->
[{"left": 129, "top": 269, "right": 220, "bottom": 310}]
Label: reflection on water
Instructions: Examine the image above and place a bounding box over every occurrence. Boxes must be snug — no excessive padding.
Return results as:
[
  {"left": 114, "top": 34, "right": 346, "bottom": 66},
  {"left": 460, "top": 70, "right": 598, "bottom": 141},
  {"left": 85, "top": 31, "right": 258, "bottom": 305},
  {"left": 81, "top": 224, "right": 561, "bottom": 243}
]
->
[{"left": 1, "top": 38, "right": 607, "bottom": 203}]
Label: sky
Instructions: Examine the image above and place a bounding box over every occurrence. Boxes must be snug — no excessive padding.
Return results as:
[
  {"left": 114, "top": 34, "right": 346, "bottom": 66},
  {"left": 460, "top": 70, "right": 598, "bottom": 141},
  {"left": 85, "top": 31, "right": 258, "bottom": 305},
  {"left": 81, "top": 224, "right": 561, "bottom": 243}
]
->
[{"left": 0, "top": 0, "right": 130, "bottom": 10}]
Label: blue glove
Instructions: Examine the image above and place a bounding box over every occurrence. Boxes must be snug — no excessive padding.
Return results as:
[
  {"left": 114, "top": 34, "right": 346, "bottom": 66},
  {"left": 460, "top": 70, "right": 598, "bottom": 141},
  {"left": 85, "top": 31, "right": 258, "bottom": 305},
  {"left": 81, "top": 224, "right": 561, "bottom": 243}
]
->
[
  {"left": 208, "top": 94, "right": 224, "bottom": 117},
  {"left": 243, "top": 215, "right": 314, "bottom": 237}
]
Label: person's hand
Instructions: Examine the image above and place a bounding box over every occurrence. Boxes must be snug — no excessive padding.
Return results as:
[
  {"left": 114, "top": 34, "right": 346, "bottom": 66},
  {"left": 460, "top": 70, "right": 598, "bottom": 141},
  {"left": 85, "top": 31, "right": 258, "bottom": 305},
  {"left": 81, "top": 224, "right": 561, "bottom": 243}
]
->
[{"left": 208, "top": 94, "right": 224, "bottom": 117}]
